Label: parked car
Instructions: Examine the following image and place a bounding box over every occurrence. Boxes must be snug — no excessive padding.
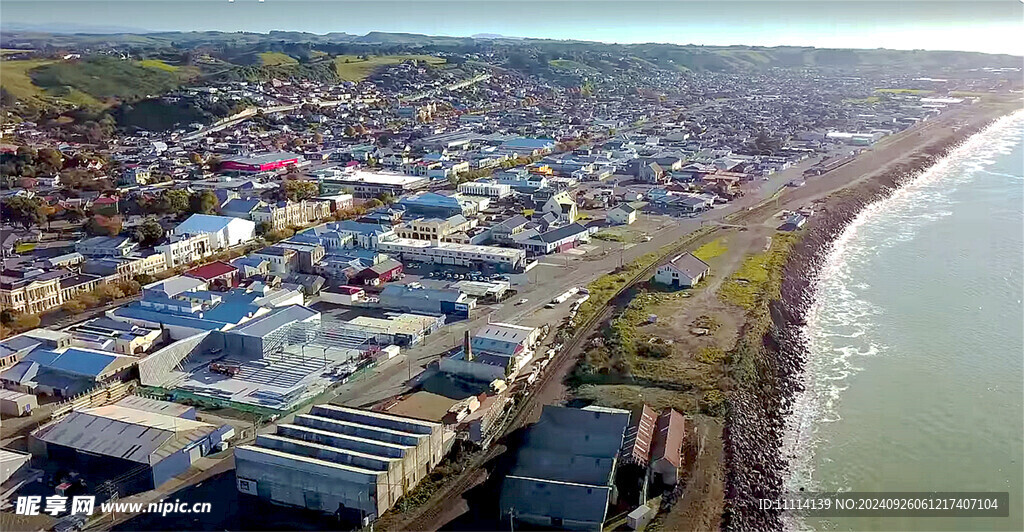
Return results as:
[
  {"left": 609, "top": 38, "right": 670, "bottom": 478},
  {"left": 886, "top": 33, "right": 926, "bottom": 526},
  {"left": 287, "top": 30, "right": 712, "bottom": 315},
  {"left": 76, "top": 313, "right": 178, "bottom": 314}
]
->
[{"left": 516, "top": 298, "right": 529, "bottom": 305}]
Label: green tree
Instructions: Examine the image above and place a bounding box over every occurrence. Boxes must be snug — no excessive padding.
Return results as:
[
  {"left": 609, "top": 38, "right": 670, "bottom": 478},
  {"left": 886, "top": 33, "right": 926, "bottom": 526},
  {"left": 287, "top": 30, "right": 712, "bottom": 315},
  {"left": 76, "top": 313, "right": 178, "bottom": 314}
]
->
[
  {"left": 36, "top": 148, "right": 65, "bottom": 175},
  {"left": 14, "top": 314, "right": 40, "bottom": 330},
  {"left": 189, "top": 190, "right": 219, "bottom": 214},
  {"left": 283, "top": 180, "right": 319, "bottom": 202},
  {"left": 64, "top": 207, "right": 85, "bottom": 224},
  {"left": 255, "top": 221, "right": 272, "bottom": 236},
  {"left": 160, "top": 189, "right": 190, "bottom": 214},
  {"left": 132, "top": 218, "right": 165, "bottom": 246},
  {"left": 1, "top": 196, "right": 47, "bottom": 230}
]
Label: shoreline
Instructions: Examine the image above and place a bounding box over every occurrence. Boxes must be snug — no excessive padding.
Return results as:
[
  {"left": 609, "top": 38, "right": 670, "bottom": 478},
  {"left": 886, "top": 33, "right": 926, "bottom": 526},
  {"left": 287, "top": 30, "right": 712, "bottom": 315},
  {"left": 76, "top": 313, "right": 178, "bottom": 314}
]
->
[{"left": 721, "top": 102, "right": 1021, "bottom": 531}]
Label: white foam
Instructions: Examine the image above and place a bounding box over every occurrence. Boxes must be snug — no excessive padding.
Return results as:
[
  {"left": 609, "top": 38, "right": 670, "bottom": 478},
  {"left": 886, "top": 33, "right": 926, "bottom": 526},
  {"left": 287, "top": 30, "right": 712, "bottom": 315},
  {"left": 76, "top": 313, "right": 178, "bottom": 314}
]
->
[{"left": 782, "top": 109, "right": 1024, "bottom": 496}]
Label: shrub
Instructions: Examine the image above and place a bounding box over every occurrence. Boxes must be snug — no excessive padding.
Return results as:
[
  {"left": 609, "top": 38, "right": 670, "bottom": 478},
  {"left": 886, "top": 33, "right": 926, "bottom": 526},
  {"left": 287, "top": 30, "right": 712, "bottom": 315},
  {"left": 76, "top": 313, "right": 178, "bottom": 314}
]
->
[
  {"left": 14, "top": 314, "right": 41, "bottom": 330},
  {"left": 696, "top": 346, "right": 727, "bottom": 364}
]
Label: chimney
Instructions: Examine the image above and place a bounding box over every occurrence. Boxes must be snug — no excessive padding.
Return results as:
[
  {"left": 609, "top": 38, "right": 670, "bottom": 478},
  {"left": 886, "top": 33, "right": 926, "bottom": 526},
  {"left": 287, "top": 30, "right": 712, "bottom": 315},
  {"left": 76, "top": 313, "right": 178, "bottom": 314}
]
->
[{"left": 464, "top": 330, "right": 473, "bottom": 362}]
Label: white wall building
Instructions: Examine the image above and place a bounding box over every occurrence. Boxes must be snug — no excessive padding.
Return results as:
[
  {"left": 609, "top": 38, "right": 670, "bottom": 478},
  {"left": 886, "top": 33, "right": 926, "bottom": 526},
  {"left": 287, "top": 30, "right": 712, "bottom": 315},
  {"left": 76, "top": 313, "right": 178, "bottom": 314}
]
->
[
  {"left": 456, "top": 181, "right": 512, "bottom": 199},
  {"left": 173, "top": 214, "right": 256, "bottom": 250}
]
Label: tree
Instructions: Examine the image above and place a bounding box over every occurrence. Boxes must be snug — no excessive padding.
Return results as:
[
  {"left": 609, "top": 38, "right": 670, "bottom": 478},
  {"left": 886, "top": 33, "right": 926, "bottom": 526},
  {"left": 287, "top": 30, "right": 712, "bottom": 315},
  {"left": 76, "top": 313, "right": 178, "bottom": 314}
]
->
[
  {"left": 255, "top": 221, "right": 272, "bottom": 236},
  {"left": 62, "top": 299, "right": 87, "bottom": 314},
  {"left": 188, "top": 152, "right": 204, "bottom": 165},
  {"left": 283, "top": 180, "right": 319, "bottom": 202},
  {"left": 189, "top": 190, "right": 218, "bottom": 215},
  {"left": 159, "top": 189, "right": 190, "bottom": 214},
  {"left": 14, "top": 314, "right": 40, "bottom": 330},
  {"left": 36, "top": 148, "right": 65, "bottom": 175},
  {"left": 0, "top": 309, "right": 16, "bottom": 325},
  {"left": 377, "top": 192, "right": 396, "bottom": 205},
  {"left": 134, "top": 274, "right": 157, "bottom": 286},
  {"left": 1, "top": 196, "right": 47, "bottom": 230},
  {"left": 84, "top": 215, "right": 122, "bottom": 237},
  {"left": 366, "top": 198, "right": 384, "bottom": 208},
  {"left": 132, "top": 218, "right": 165, "bottom": 246},
  {"left": 93, "top": 283, "right": 125, "bottom": 303},
  {"left": 64, "top": 207, "right": 85, "bottom": 224}
]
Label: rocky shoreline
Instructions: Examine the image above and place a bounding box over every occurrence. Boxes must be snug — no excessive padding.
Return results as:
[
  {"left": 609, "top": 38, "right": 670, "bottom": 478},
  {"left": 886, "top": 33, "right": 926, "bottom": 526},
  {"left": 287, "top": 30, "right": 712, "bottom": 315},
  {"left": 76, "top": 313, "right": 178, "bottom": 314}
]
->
[{"left": 720, "top": 111, "right": 1008, "bottom": 532}]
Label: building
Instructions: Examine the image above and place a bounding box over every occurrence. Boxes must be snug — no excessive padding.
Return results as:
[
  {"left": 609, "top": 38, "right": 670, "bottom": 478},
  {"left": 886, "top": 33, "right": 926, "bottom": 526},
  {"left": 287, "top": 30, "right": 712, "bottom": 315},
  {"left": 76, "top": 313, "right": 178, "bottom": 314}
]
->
[
  {"left": 377, "top": 239, "right": 526, "bottom": 272},
  {"left": 251, "top": 246, "right": 298, "bottom": 275},
  {"left": 75, "top": 236, "right": 137, "bottom": 258},
  {"left": 220, "top": 198, "right": 265, "bottom": 220},
  {"left": 30, "top": 400, "right": 233, "bottom": 496},
  {"left": 318, "top": 168, "right": 430, "bottom": 198},
  {"left": 457, "top": 181, "right": 512, "bottom": 199},
  {"left": 653, "top": 253, "right": 710, "bottom": 289},
  {"left": 156, "top": 233, "right": 214, "bottom": 269},
  {"left": 638, "top": 162, "right": 667, "bottom": 183},
  {"left": 607, "top": 203, "right": 638, "bottom": 225},
  {"left": 0, "top": 328, "right": 72, "bottom": 371},
  {"left": 398, "top": 192, "right": 477, "bottom": 218},
  {"left": 394, "top": 215, "right": 473, "bottom": 243},
  {"left": 500, "top": 405, "right": 631, "bottom": 530},
  {"left": 120, "top": 165, "right": 151, "bottom": 186},
  {"left": 0, "top": 388, "right": 37, "bottom": 416},
  {"left": 379, "top": 284, "right": 475, "bottom": 318},
  {"left": 66, "top": 317, "right": 162, "bottom": 355},
  {"left": 0, "top": 269, "right": 65, "bottom": 315},
  {"left": 220, "top": 152, "right": 303, "bottom": 173},
  {"left": 650, "top": 409, "right": 685, "bottom": 485},
  {"left": 173, "top": 214, "right": 256, "bottom": 250},
  {"left": 234, "top": 404, "right": 450, "bottom": 525},
  {"left": 515, "top": 223, "right": 594, "bottom": 255},
  {"left": 252, "top": 200, "right": 332, "bottom": 232},
  {"left": 185, "top": 261, "right": 240, "bottom": 290},
  {"left": 498, "top": 137, "right": 556, "bottom": 157},
  {"left": 490, "top": 215, "right": 530, "bottom": 245},
  {"left": 541, "top": 191, "right": 578, "bottom": 225},
  {"left": 355, "top": 259, "right": 403, "bottom": 286},
  {"left": 81, "top": 252, "right": 166, "bottom": 282},
  {"left": 1, "top": 346, "right": 137, "bottom": 398}
]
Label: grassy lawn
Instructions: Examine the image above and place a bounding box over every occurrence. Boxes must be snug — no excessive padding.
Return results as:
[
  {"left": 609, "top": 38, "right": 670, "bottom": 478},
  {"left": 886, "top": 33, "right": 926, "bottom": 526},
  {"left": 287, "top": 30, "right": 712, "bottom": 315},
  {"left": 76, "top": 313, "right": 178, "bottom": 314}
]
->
[
  {"left": 576, "top": 384, "right": 696, "bottom": 413},
  {"left": 718, "top": 233, "right": 797, "bottom": 310},
  {"left": 692, "top": 238, "right": 728, "bottom": 261},
  {"left": 259, "top": 52, "right": 298, "bottom": 66},
  {"left": 873, "top": 88, "right": 934, "bottom": 95},
  {"left": 333, "top": 54, "right": 445, "bottom": 82}
]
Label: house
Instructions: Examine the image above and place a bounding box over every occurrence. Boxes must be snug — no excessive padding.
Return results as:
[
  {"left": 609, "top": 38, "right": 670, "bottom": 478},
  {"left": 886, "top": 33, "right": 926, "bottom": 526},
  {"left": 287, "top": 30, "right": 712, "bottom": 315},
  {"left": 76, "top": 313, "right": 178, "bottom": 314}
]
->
[
  {"left": 251, "top": 200, "right": 331, "bottom": 232},
  {"left": 541, "top": 190, "right": 578, "bottom": 225},
  {"left": 650, "top": 409, "right": 685, "bottom": 485},
  {"left": 155, "top": 233, "right": 214, "bottom": 268},
  {"left": 355, "top": 259, "right": 403, "bottom": 286},
  {"left": 516, "top": 223, "right": 594, "bottom": 255},
  {"left": 490, "top": 215, "right": 530, "bottom": 245},
  {"left": 653, "top": 253, "right": 710, "bottom": 288},
  {"left": 379, "top": 284, "right": 475, "bottom": 318},
  {"left": 608, "top": 203, "right": 638, "bottom": 225},
  {"left": 500, "top": 405, "right": 632, "bottom": 530},
  {"left": 220, "top": 198, "right": 265, "bottom": 220},
  {"left": 120, "top": 165, "right": 151, "bottom": 186},
  {"left": 173, "top": 214, "right": 256, "bottom": 250},
  {"left": 185, "top": 261, "right": 240, "bottom": 290},
  {"left": 638, "top": 162, "right": 666, "bottom": 183}
]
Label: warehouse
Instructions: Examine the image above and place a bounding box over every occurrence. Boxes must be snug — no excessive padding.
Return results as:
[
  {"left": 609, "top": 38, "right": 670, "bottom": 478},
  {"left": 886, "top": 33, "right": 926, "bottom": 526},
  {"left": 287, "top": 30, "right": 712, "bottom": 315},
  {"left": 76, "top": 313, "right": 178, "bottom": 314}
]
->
[
  {"left": 377, "top": 239, "right": 526, "bottom": 272},
  {"left": 0, "top": 388, "right": 37, "bottom": 416},
  {"left": 234, "top": 404, "right": 451, "bottom": 526},
  {"left": 379, "top": 284, "right": 476, "bottom": 318},
  {"left": 318, "top": 169, "right": 430, "bottom": 198},
  {"left": 29, "top": 400, "right": 233, "bottom": 496}
]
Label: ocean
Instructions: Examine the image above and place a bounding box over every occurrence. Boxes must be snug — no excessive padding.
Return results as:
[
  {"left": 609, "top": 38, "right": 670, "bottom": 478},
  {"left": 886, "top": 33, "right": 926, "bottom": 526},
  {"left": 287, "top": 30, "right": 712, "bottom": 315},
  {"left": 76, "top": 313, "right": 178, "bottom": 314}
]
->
[{"left": 785, "top": 110, "right": 1024, "bottom": 531}]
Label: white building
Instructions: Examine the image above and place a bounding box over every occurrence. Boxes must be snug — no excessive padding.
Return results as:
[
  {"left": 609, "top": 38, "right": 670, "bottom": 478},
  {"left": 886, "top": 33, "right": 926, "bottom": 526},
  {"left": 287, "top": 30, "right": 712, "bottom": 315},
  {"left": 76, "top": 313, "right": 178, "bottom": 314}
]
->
[
  {"left": 173, "top": 214, "right": 256, "bottom": 250},
  {"left": 653, "top": 252, "right": 710, "bottom": 289},
  {"left": 156, "top": 233, "right": 214, "bottom": 268},
  {"left": 377, "top": 239, "right": 526, "bottom": 272},
  {"left": 457, "top": 181, "right": 512, "bottom": 199}
]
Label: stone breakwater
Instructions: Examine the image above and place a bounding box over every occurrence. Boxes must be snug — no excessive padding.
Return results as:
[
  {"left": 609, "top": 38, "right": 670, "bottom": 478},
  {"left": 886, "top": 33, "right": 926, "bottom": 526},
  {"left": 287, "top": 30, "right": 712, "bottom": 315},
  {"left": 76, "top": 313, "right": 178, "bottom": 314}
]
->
[{"left": 720, "top": 116, "right": 1000, "bottom": 532}]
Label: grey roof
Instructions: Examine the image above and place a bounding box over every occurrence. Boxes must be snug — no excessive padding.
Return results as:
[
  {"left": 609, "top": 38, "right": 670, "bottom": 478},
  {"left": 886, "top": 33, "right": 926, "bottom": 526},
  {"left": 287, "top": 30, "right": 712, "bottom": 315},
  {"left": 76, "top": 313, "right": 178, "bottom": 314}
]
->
[
  {"left": 492, "top": 214, "right": 529, "bottom": 232},
  {"left": 228, "top": 304, "right": 319, "bottom": 339},
  {"left": 144, "top": 275, "right": 206, "bottom": 298},
  {"left": 31, "top": 405, "right": 218, "bottom": 465},
  {"left": 666, "top": 252, "right": 710, "bottom": 279},
  {"left": 221, "top": 198, "right": 264, "bottom": 215},
  {"left": 536, "top": 223, "right": 590, "bottom": 244}
]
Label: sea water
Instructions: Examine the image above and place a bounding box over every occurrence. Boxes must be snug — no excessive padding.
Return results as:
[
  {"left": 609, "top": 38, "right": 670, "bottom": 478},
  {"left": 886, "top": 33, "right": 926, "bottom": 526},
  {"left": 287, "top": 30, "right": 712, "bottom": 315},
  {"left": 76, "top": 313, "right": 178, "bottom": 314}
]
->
[{"left": 785, "top": 110, "right": 1024, "bottom": 531}]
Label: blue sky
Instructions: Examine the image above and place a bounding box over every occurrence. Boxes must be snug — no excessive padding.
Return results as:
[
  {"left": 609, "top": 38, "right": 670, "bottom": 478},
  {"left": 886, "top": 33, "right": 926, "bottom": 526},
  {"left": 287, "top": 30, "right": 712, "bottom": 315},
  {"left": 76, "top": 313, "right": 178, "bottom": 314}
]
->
[{"left": 2, "top": 1, "right": 1022, "bottom": 55}]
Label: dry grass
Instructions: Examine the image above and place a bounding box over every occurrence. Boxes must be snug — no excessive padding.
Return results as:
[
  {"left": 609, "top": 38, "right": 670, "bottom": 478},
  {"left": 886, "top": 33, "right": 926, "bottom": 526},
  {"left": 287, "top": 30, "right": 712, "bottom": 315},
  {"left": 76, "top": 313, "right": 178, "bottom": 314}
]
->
[
  {"left": 718, "top": 232, "right": 797, "bottom": 310},
  {"left": 333, "top": 54, "right": 445, "bottom": 82}
]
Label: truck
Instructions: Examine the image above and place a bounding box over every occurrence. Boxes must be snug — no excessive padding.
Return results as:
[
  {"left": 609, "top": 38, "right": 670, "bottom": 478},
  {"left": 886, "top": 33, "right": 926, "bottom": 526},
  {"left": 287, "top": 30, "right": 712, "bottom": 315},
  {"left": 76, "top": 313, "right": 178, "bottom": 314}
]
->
[{"left": 550, "top": 286, "right": 581, "bottom": 305}]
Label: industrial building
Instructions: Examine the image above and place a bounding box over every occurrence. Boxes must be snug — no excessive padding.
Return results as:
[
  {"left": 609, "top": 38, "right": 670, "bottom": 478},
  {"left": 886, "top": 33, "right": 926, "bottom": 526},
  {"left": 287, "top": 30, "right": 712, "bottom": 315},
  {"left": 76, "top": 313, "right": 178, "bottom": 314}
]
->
[
  {"left": 500, "top": 405, "right": 631, "bottom": 530},
  {"left": 317, "top": 168, "right": 430, "bottom": 198},
  {"left": 379, "top": 284, "right": 476, "bottom": 318},
  {"left": 29, "top": 398, "right": 233, "bottom": 496},
  {"left": 234, "top": 404, "right": 451, "bottom": 525},
  {"left": 377, "top": 239, "right": 526, "bottom": 272}
]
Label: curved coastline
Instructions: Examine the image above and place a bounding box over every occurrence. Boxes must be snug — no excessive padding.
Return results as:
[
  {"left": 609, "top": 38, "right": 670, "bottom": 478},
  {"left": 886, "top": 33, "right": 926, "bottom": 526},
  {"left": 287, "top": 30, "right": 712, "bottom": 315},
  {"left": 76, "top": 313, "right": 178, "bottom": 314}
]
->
[{"left": 722, "top": 105, "right": 1023, "bottom": 532}]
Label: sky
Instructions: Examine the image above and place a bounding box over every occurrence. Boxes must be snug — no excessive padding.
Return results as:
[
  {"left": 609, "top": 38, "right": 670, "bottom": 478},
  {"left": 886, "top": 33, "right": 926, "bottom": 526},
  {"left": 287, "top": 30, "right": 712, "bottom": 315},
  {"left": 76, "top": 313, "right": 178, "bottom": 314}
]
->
[{"left": 2, "top": 0, "right": 1022, "bottom": 55}]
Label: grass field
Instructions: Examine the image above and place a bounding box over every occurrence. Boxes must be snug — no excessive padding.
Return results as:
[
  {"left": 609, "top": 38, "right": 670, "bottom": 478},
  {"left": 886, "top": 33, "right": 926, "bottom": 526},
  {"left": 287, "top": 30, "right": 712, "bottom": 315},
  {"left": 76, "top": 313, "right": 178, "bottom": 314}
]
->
[
  {"left": 0, "top": 59, "right": 54, "bottom": 105},
  {"left": 874, "top": 88, "right": 934, "bottom": 95},
  {"left": 259, "top": 52, "right": 298, "bottom": 66},
  {"left": 693, "top": 238, "right": 728, "bottom": 261},
  {"left": 138, "top": 59, "right": 179, "bottom": 72},
  {"left": 548, "top": 59, "right": 598, "bottom": 73},
  {"left": 333, "top": 54, "right": 445, "bottom": 81},
  {"left": 843, "top": 95, "right": 882, "bottom": 105},
  {"left": 718, "top": 232, "right": 797, "bottom": 310}
]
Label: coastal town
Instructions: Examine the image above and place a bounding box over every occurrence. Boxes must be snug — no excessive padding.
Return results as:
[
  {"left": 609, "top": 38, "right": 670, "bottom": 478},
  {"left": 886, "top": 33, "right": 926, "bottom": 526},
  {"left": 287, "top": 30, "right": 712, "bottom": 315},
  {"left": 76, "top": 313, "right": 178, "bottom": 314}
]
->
[{"left": 0, "top": 29, "right": 1020, "bottom": 532}]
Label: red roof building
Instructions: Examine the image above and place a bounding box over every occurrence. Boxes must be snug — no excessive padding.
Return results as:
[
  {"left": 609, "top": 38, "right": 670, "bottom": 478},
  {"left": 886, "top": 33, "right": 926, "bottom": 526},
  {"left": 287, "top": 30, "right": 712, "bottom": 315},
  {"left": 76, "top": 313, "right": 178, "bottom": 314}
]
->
[
  {"left": 650, "top": 408, "right": 686, "bottom": 485},
  {"left": 219, "top": 152, "right": 302, "bottom": 173},
  {"left": 184, "top": 261, "right": 240, "bottom": 289}
]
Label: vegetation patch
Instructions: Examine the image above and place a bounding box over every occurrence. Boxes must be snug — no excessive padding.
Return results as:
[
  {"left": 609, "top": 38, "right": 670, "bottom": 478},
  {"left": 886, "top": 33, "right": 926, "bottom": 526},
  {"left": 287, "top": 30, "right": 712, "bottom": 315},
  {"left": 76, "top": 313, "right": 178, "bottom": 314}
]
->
[
  {"left": 842, "top": 96, "right": 881, "bottom": 105},
  {"left": 259, "top": 52, "right": 298, "bottom": 66},
  {"left": 333, "top": 54, "right": 445, "bottom": 82},
  {"left": 0, "top": 59, "right": 56, "bottom": 106},
  {"left": 29, "top": 57, "right": 184, "bottom": 102},
  {"left": 138, "top": 59, "right": 179, "bottom": 72},
  {"left": 576, "top": 384, "right": 696, "bottom": 413},
  {"left": 592, "top": 231, "right": 627, "bottom": 242},
  {"left": 693, "top": 238, "right": 728, "bottom": 261},
  {"left": 718, "top": 233, "right": 797, "bottom": 310},
  {"left": 873, "top": 88, "right": 934, "bottom": 95}
]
